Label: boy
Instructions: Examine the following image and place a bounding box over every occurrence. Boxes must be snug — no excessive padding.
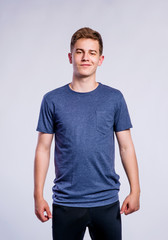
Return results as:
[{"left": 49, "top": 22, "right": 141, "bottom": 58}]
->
[{"left": 34, "top": 27, "right": 140, "bottom": 240}]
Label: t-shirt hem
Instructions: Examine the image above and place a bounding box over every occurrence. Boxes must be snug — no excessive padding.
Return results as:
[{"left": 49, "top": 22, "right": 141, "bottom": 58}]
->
[
  {"left": 115, "top": 125, "right": 133, "bottom": 132},
  {"left": 52, "top": 195, "right": 119, "bottom": 208},
  {"left": 36, "top": 127, "right": 54, "bottom": 134}
]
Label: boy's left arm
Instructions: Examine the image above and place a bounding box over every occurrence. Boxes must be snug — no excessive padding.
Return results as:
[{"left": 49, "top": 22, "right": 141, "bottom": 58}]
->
[{"left": 115, "top": 129, "right": 141, "bottom": 215}]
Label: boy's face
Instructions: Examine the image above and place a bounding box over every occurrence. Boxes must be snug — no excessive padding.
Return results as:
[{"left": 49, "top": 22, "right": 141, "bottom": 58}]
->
[{"left": 68, "top": 38, "right": 104, "bottom": 78}]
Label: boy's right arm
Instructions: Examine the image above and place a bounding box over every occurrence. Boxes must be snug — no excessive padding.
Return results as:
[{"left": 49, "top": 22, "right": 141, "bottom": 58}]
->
[{"left": 34, "top": 132, "right": 54, "bottom": 222}]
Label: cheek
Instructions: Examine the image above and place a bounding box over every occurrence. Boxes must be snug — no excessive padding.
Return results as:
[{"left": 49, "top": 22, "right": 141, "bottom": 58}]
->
[
  {"left": 72, "top": 57, "right": 78, "bottom": 66},
  {"left": 74, "top": 56, "right": 81, "bottom": 64},
  {"left": 97, "top": 58, "right": 103, "bottom": 66},
  {"left": 94, "top": 59, "right": 101, "bottom": 66}
]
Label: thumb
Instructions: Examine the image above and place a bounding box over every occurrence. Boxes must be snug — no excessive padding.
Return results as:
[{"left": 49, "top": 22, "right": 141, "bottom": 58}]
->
[
  {"left": 120, "top": 199, "right": 128, "bottom": 214},
  {"left": 45, "top": 205, "right": 52, "bottom": 219}
]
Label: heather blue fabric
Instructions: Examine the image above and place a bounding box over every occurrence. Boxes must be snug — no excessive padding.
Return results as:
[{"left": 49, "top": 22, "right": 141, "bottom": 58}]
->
[{"left": 36, "top": 82, "right": 133, "bottom": 207}]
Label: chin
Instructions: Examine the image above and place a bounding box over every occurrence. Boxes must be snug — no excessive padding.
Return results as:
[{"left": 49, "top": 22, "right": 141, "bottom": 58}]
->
[{"left": 78, "top": 74, "right": 90, "bottom": 78}]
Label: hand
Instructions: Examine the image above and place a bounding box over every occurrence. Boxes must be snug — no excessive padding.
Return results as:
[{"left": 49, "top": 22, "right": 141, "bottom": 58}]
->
[
  {"left": 120, "top": 192, "right": 140, "bottom": 215},
  {"left": 34, "top": 198, "right": 52, "bottom": 222}
]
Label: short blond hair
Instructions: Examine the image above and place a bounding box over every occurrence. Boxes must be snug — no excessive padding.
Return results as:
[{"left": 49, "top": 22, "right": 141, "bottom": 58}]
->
[{"left": 70, "top": 27, "right": 103, "bottom": 56}]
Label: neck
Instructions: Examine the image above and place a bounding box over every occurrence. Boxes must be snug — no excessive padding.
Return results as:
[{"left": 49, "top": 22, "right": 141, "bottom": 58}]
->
[{"left": 70, "top": 74, "right": 98, "bottom": 92}]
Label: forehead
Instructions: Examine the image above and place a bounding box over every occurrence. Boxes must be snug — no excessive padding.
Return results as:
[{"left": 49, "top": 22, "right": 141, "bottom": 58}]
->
[{"left": 73, "top": 38, "right": 99, "bottom": 51}]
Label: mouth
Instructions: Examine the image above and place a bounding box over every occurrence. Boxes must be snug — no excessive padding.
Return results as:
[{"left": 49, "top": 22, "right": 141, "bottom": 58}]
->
[{"left": 80, "top": 64, "right": 91, "bottom": 67}]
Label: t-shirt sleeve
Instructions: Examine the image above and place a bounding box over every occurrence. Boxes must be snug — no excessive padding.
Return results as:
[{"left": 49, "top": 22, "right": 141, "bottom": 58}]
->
[
  {"left": 36, "top": 95, "right": 55, "bottom": 134},
  {"left": 114, "top": 93, "right": 133, "bottom": 132}
]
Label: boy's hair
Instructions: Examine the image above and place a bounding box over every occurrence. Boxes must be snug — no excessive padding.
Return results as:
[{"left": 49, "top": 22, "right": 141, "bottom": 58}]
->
[{"left": 70, "top": 27, "right": 103, "bottom": 56}]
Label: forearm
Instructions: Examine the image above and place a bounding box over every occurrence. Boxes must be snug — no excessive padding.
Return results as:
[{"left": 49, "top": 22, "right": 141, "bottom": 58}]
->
[
  {"left": 116, "top": 129, "right": 140, "bottom": 214},
  {"left": 119, "top": 142, "right": 140, "bottom": 194},
  {"left": 34, "top": 148, "right": 50, "bottom": 200}
]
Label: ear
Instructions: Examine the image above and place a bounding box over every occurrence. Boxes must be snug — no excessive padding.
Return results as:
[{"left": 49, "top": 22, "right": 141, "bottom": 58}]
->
[
  {"left": 68, "top": 53, "right": 72, "bottom": 64},
  {"left": 98, "top": 55, "right": 104, "bottom": 66}
]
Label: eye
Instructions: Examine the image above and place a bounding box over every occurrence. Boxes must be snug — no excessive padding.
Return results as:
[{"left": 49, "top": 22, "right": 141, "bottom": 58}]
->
[
  {"left": 76, "top": 51, "right": 82, "bottom": 54},
  {"left": 90, "top": 52, "right": 96, "bottom": 55}
]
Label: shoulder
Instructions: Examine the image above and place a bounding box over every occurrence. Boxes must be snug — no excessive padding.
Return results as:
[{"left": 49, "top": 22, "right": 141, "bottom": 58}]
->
[
  {"left": 101, "top": 83, "right": 124, "bottom": 100},
  {"left": 42, "top": 84, "right": 67, "bottom": 103}
]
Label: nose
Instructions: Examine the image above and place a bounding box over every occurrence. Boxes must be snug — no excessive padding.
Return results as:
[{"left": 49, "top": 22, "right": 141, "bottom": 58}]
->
[{"left": 82, "top": 51, "right": 89, "bottom": 61}]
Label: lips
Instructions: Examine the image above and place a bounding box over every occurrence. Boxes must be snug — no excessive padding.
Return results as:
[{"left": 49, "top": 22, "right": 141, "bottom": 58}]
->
[{"left": 80, "top": 64, "right": 91, "bottom": 66}]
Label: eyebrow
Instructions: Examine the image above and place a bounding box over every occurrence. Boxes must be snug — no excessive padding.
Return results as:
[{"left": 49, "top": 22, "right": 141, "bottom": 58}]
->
[{"left": 76, "top": 48, "right": 97, "bottom": 53}]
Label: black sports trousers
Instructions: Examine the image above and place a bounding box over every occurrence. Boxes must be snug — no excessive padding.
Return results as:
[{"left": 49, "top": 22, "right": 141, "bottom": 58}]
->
[{"left": 52, "top": 200, "right": 122, "bottom": 240}]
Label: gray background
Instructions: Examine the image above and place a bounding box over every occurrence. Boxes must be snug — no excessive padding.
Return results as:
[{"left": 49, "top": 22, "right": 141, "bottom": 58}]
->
[{"left": 1, "top": 0, "right": 168, "bottom": 239}]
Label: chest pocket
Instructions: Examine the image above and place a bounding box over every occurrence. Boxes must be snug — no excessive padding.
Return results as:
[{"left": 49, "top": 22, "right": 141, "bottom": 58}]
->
[{"left": 96, "top": 110, "right": 113, "bottom": 135}]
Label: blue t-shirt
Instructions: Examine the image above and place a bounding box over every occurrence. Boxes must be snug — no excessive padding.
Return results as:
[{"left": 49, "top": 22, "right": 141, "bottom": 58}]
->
[{"left": 36, "top": 82, "right": 133, "bottom": 207}]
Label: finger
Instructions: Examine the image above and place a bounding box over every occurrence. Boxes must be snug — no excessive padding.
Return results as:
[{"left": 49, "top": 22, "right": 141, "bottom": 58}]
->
[
  {"left": 124, "top": 204, "right": 134, "bottom": 215},
  {"left": 45, "top": 205, "right": 52, "bottom": 219},
  {"left": 125, "top": 205, "right": 140, "bottom": 215},
  {"left": 124, "top": 204, "right": 129, "bottom": 215},
  {"left": 120, "top": 200, "right": 128, "bottom": 214},
  {"left": 120, "top": 204, "right": 125, "bottom": 214},
  {"left": 36, "top": 210, "right": 49, "bottom": 222},
  {"left": 124, "top": 207, "right": 131, "bottom": 215}
]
